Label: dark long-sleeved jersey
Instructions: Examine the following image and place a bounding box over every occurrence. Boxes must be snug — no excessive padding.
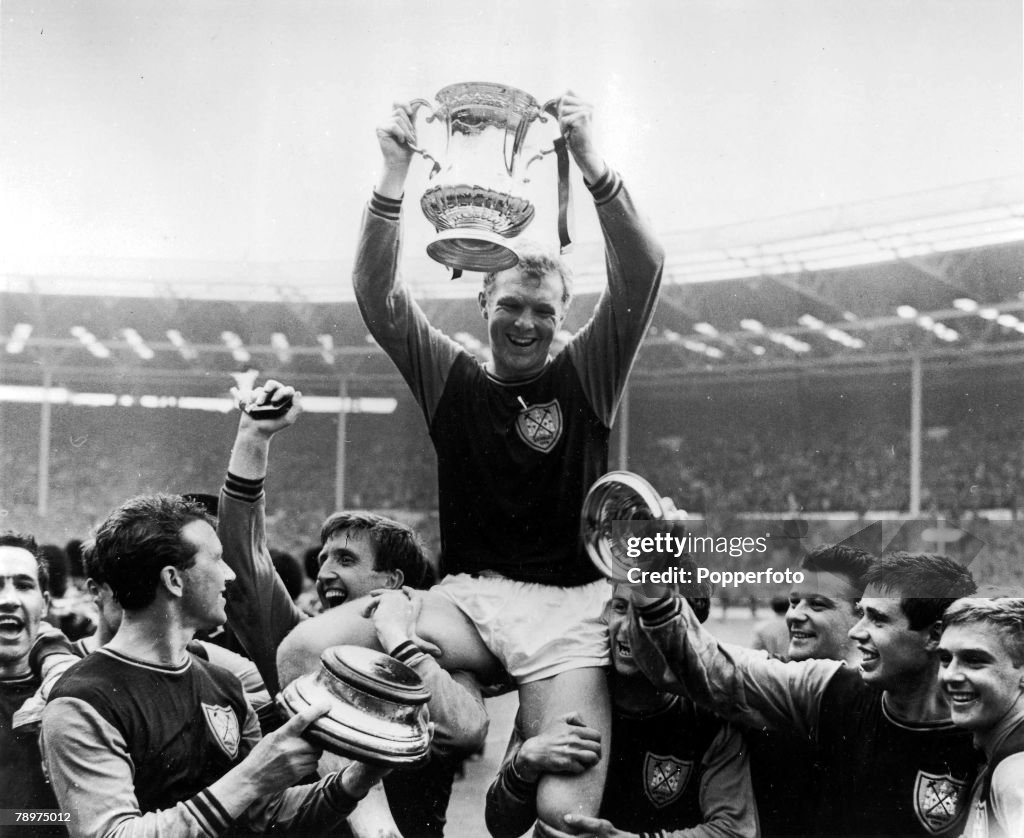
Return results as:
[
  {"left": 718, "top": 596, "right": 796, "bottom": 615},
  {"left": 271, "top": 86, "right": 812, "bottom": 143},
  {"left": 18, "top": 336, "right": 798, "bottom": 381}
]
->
[
  {"left": 353, "top": 169, "right": 664, "bottom": 586},
  {"left": 628, "top": 596, "right": 977, "bottom": 838}
]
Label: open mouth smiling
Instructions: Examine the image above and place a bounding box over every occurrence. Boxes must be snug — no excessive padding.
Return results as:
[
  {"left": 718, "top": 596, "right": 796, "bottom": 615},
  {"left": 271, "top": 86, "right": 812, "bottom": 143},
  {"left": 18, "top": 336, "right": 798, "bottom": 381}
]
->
[
  {"left": 0, "top": 615, "right": 26, "bottom": 635},
  {"left": 321, "top": 587, "right": 348, "bottom": 609}
]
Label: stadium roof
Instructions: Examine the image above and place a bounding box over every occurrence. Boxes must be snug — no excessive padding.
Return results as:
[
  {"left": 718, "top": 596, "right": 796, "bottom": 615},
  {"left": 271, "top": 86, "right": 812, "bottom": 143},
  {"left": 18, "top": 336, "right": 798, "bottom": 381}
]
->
[{"left": 2, "top": 177, "right": 1023, "bottom": 396}]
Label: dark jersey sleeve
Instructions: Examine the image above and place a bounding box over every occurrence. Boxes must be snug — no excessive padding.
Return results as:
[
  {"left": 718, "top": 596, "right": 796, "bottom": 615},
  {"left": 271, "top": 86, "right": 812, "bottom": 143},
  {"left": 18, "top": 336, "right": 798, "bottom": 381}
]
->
[
  {"left": 352, "top": 193, "right": 462, "bottom": 424},
  {"left": 566, "top": 169, "right": 664, "bottom": 425}
]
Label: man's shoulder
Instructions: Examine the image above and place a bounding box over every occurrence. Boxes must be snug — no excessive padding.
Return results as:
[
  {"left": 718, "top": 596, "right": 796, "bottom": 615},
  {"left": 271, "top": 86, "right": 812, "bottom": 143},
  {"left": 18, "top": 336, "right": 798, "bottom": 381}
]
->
[
  {"left": 48, "top": 648, "right": 125, "bottom": 702},
  {"left": 818, "top": 663, "right": 877, "bottom": 711}
]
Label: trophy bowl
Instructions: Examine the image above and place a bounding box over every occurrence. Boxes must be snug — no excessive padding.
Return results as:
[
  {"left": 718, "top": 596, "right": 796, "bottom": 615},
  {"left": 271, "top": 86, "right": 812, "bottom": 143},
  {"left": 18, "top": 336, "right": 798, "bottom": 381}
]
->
[
  {"left": 409, "top": 82, "right": 559, "bottom": 273},
  {"left": 276, "top": 645, "right": 432, "bottom": 767},
  {"left": 581, "top": 471, "right": 675, "bottom": 580}
]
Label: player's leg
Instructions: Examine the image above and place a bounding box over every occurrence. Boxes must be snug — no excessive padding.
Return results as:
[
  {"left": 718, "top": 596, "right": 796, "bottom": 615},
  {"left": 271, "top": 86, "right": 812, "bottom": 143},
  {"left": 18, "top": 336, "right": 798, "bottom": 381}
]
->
[
  {"left": 276, "top": 590, "right": 503, "bottom": 686},
  {"left": 518, "top": 667, "right": 612, "bottom": 832}
]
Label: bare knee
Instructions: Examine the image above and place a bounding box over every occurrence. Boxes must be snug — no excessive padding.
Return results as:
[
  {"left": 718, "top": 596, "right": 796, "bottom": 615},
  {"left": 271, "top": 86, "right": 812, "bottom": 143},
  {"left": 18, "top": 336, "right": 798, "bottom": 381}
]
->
[{"left": 536, "top": 769, "right": 605, "bottom": 829}]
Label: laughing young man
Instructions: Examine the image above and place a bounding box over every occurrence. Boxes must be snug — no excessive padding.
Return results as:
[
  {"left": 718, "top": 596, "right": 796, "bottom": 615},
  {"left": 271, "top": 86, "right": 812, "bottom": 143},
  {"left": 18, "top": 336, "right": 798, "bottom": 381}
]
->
[
  {"left": 0, "top": 531, "right": 69, "bottom": 835},
  {"left": 626, "top": 552, "right": 979, "bottom": 837},
  {"left": 939, "top": 597, "right": 1024, "bottom": 838},
  {"left": 279, "top": 90, "right": 664, "bottom": 830}
]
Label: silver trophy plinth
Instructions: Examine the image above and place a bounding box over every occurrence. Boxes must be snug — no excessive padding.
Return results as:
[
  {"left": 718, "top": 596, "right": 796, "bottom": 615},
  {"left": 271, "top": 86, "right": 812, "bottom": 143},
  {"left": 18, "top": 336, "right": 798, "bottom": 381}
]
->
[
  {"left": 581, "top": 471, "right": 683, "bottom": 580},
  {"left": 408, "top": 81, "right": 563, "bottom": 273},
  {"left": 277, "top": 645, "right": 432, "bottom": 766}
]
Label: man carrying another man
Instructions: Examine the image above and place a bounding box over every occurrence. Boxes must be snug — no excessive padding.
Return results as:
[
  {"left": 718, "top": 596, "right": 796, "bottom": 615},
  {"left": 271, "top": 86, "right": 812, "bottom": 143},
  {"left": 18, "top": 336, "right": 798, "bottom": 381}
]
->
[{"left": 280, "top": 88, "right": 665, "bottom": 832}]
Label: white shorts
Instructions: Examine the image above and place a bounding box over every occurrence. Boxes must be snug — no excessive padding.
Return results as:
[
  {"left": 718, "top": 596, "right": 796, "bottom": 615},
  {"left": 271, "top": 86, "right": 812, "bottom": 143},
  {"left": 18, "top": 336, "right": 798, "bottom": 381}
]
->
[{"left": 433, "top": 572, "right": 610, "bottom": 684}]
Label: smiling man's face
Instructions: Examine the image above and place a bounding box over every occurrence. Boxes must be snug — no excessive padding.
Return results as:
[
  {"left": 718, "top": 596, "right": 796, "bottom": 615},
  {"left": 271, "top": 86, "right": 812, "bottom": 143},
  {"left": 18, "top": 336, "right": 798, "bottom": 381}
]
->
[
  {"left": 786, "top": 571, "right": 861, "bottom": 662},
  {"left": 940, "top": 622, "right": 1024, "bottom": 734},
  {"left": 316, "top": 529, "right": 398, "bottom": 610},
  {"left": 479, "top": 268, "right": 567, "bottom": 382},
  {"left": 0, "top": 545, "right": 47, "bottom": 677},
  {"left": 848, "top": 585, "right": 935, "bottom": 689}
]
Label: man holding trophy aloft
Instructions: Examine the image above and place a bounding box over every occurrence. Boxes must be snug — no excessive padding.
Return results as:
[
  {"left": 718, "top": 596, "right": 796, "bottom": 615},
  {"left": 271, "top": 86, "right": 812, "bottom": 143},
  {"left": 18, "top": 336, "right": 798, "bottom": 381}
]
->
[{"left": 279, "top": 86, "right": 664, "bottom": 835}]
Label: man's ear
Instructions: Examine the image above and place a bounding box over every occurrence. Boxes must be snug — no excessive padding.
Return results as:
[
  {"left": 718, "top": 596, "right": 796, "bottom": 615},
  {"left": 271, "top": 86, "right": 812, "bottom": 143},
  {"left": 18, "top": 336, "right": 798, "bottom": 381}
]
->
[
  {"left": 384, "top": 569, "right": 404, "bottom": 590},
  {"left": 924, "top": 620, "right": 944, "bottom": 652},
  {"left": 161, "top": 566, "right": 185, "bottom": 598},
  {"left": 478, "top": 290, "right": 488, "bottom": 319}
]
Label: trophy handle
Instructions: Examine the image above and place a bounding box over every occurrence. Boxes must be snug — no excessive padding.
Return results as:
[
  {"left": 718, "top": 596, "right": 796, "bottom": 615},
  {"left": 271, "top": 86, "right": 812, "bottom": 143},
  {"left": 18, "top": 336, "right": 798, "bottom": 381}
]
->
[
  {"left": 525, "top": 97, "right": 574, "bottom": 254},
  {"left": 523, "top": 98, "right": 562, "bottom": 174},
  {"left": 405, "top": 98, "right": 442, "bottom": 177}
]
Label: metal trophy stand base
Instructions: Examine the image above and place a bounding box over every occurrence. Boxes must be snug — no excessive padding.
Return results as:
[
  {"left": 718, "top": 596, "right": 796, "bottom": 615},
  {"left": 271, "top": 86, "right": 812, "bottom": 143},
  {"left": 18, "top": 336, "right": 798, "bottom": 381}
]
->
[
  {"left": 425, "top": 227, "right": 520, "bottom": 273},
  {"left": 276, "top": 645, "right": 432, "bottom": 767}
]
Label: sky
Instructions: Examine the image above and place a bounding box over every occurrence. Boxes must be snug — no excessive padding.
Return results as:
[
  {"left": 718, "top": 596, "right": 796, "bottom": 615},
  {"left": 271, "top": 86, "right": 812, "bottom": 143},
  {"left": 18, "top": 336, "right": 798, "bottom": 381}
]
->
[{"left": 0, "top": 0, "right": 1021, "bottom": 296}]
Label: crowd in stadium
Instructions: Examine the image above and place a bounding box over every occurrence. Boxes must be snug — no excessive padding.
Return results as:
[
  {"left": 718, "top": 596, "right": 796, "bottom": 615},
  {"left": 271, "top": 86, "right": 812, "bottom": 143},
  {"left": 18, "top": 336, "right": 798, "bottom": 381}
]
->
[
  {"left": 4, "top": 396, "right": 1022, "bottom": 554},
  {"left": 632, "top": 409, "right": 1024, "bottom": 516}
]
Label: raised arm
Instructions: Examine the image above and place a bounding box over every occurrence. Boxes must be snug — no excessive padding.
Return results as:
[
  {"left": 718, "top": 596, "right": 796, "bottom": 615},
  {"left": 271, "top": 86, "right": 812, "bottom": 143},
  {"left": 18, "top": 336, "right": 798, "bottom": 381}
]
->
[
  {"left": 218, "top": 379, "right": 305, "bottom": 694},
  {"left": 628, "top": 594, "right": 842, "bottom": 739},
  {"left": 553, "top": 91, "right": 665, "bottom": 425},
  {"left": 352, "top": 102, "right": 461, "bottom": 423}
]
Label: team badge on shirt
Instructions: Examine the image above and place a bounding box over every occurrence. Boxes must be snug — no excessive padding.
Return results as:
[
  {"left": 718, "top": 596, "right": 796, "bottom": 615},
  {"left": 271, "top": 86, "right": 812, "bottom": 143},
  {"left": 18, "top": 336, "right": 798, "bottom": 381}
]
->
[
  {"left": 643, "top": 752, "right": 692, "bottom": 808},
  {"left": 202, "top": 702, "right": 240, "bottom": 760},
  {"left": 913, "top": 770, "right": 967, "bottom": 835},
  {"left": 514, "top": 400, "right": 562, "bottom": 453}
]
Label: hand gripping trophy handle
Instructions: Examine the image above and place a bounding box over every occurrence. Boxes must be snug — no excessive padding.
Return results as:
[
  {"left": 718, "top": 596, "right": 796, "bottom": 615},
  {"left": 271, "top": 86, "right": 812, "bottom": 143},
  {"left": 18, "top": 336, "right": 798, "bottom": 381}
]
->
[
  {"left": 404, "top": 99, "right": 442, "bottom": 177},
  {"left": 523, "top": 98, "right": 562, "bottom": 172},
  {"left": 524, "top": 97, "right": 574, "bottom": 253}
]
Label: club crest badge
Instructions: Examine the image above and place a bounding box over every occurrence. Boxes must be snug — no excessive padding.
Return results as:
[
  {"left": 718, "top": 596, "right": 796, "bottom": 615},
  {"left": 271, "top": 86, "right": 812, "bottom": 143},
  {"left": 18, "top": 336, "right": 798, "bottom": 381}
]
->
[
  {"left": 202, "top": 702, "right": 240, "bottom": 760},
  {"left": 643, "top": 753, "right": 692, "bottom": 808},
  {"left": 913, "top": 770, "right": 966, "bottom": 835},
  {"left": 514, "top": 399, "right": 562, "bottom": 453}
]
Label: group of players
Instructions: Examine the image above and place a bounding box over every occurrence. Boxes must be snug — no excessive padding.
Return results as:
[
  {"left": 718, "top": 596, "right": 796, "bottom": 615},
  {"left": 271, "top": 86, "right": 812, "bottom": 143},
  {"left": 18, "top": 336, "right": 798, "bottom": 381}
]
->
[{"left": 2, "top": 92, "right": 1023, "bottom": 838}]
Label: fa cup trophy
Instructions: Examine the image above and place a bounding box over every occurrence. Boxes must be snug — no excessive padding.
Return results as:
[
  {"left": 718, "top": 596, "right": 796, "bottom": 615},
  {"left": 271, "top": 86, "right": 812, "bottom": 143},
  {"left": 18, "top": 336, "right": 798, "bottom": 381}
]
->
[
  {"left": 277, "top": 645, "right": 432, "bottom": 765},
  {"left": 406, "top": 81, "right": 571, "bottom": 274}
]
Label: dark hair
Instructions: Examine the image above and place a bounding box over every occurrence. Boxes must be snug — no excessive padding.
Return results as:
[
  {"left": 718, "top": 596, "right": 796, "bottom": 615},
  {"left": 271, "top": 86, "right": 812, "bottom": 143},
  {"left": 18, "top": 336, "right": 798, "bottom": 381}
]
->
[
  {"left": 65, "top": 538, "right": 86, "bottom": 579},
  {"left": 0, "top": 530, "right": 48, "bottom": 593},
  {"left": 39, "top": 545, "right": 70, "bottom": 598},
  {"left": 770, "top": 595, "right": 789, "bottom": 615},
  {"left": 943, "top": 598, "right": 1024, "bottom": 667},
  {"left": 481, "top": 240, "right": 574, "bottom": 308},
  {"left": 82, "top": 539, "right": 102, "bottom": 582},
  {"left": 319, "top": 511, "right": 432, "bottom": 590},
  {"left": 270, "top": 549, "right": 304, "bottom": 600},
  {"left": 302, "top": 545, "right": 321, "bottom": 582},
  {"left": 92, "top": 494, "right": 214, "bottom": 611},
  {"left": 801, "top": 544, "right": 875, "bottom": 596},
  {"left": 861, "top": 552, "right": 977, "bottom": 630}
]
